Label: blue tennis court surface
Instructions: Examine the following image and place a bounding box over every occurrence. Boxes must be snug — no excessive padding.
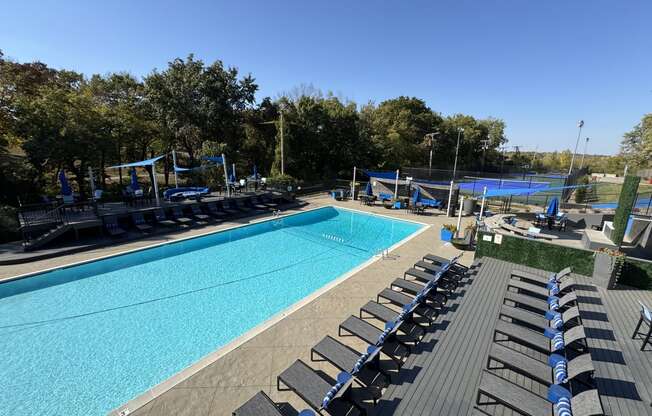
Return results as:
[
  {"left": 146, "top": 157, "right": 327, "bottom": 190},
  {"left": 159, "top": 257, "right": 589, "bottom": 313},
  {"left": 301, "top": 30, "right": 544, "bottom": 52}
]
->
[{"left": 592, "top": 198, "right": 652, "bottom": 210}]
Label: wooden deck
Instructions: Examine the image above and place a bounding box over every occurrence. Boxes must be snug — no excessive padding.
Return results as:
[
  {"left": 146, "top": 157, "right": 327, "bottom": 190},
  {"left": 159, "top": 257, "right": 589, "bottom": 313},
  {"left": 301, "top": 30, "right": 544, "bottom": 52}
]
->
[{"left": 373, "top": 257, "right": 652, "bottom": 416}]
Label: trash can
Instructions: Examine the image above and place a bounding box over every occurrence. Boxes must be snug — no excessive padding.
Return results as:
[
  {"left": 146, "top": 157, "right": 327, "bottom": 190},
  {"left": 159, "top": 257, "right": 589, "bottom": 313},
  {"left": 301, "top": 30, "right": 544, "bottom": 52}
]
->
[{"left": 463, "top": 198, "right": 477, "bottom": 216}]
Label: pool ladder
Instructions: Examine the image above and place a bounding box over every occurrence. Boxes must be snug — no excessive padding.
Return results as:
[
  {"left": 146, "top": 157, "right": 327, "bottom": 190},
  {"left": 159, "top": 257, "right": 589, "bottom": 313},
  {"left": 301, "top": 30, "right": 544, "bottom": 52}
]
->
[{"left": 322, "top": 233, "right": 345, "bottom": 243}]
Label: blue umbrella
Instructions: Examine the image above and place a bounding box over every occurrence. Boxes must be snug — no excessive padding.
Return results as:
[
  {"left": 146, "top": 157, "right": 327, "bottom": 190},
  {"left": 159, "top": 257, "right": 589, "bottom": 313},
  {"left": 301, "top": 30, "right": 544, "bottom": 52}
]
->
[
  {"left": 229, "top": 166, "right": 236, "bottom": 183},
  {"left": 364, "top": 181, "right": 373, "bottom": 196},
  {"left": 546, "top": 197, "right": 559, "bottom": 217},
  {"left": 130, "top": 168, "right": 140, "bottom": 191},
  {"left": 59, "top": 170, "right": 72, "bottom": 196},
  {"left": 412, "top": 186, "right": 421, "bottom": 205}
]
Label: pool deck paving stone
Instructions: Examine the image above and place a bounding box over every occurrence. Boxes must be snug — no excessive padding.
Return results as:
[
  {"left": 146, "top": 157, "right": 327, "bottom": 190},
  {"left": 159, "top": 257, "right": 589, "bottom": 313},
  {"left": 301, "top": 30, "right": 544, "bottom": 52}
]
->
[{"left": 0, "top": 195, "right": 475, "bottom": 416}]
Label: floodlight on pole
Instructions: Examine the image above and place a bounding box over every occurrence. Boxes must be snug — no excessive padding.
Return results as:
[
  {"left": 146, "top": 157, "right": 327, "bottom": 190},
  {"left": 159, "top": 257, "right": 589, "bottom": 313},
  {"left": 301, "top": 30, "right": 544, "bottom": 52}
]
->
[{"left": 568, "top": 120, "right": 584, "bottom": 175}]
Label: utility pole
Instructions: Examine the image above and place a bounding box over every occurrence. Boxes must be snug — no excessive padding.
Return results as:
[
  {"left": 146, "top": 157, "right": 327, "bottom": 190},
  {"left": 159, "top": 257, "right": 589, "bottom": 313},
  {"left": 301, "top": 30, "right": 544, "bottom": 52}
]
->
[
  {"left": 280, "top": 110, "right": 284, "bottom": 175},
  {"left": 425, "top": 131, "right": 439, "bottom": 177}
]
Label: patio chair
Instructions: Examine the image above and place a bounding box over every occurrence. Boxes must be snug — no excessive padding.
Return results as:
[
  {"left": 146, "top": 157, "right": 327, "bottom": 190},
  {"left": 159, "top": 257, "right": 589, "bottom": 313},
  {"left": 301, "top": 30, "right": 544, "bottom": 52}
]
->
[
  {"left": 493, "top": 320, "right": 587, "bottom": 355},
  {"left": 376, "top": 288, "right": 439, "bottom": 325},
  {"left": 476, "top": 370, "right": 603, "bottom": 416},
  {"left": 390, "top": 278, "right": 448, "bottom": 306},
  {"left": 232, "top": 391, "right": 292, "bottom": 416},
  {"left": 311, "top": 335, "right": 390, "bottom": 388},
  {"left": 552, "top": 213, "right": 568, "bottom": 231},
  {"left": 512, "top": 267, "right": 572, "bottom": 286},
  {"left": 359, "top": 300, "right": 425, "bottom": 344},
  {"left": 234, "top": 198, "right": 254, "bottom": 213},
  {"left": 487, "top": 342, "right": 595, "bottom": 387},
  {"left": 260, "top": 194, "right": 280, "bottom": 208},
  {"left": 504, "top": 290, "right": 578, "bottom": 315},
  {"left": 277, "top": 360, "right": 363, "bottom": 416},
  {"left": 190, "top": 204, "right": 212, "bottom": 223},
  {"left": 153, "top": 209, "right": 177, "bottom": 227},
  {"left": 499, "top": 304, "right": 581, "bottom": 332},
  {"left": 403, "top": 268, "right": 456, "bottom": 293},
  {"left": 104, "top": 215, "right": 126, "bottom": 237},
  {"left": 221, "top": 200, "right": 242, "bottom": 216},
  {"left": 338, "top": 316, "right": 410, "bottom": 367},
  {"left": 451, "top": 230, "right": 474, "bottom": 250},
  {"left": 632, "top": 301, "right": 652, "bottom": 350},
  {"left": 171, "top": 206, "right": 193, "bottom": 225},
  {"left": 508, "top": 277, "right": 578, "bottom": 299},
  {"left": 131, "top": 212, "right": 153, "bottom": 233},
  {"left": 422, "top": 253, "right": 468, "bottom": 274},
  {"left": 206, "top": 202, "right": 228, "bottom": 219},
  {"left": 249, "top": 196, "right": 270, "bottom": 211}
]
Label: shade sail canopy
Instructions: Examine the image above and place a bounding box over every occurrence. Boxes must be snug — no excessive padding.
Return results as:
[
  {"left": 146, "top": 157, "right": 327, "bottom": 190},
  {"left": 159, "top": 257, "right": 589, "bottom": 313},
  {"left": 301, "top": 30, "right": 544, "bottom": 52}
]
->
[
  {"left": 363, "top": 170, "right": 399, "bottom": 180},
  {"left": 108, "top": 155, "right": 165, "bottom": 169},
  {"left": 483, "top": 184, "right": 589, "bottom": 198},
  {"left": 202, "top": 156, "right": 224, "bottom": 164}
]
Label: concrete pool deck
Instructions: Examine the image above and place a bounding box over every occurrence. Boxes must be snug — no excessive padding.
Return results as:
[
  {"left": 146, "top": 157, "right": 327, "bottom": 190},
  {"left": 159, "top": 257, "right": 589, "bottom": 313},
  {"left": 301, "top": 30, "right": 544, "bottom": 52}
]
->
[{"left": 0, "top": 195, "right": 476, "bottom": 416}]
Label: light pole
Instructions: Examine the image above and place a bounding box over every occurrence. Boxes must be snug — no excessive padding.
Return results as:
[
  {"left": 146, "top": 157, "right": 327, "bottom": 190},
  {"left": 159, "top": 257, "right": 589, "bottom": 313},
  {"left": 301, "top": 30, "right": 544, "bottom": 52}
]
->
[
  {"left": 425, "top": 131, "right": 439, "bottom": 176},
  {"left": 452, "top": 128, "right": 464, "bottom": 181},
  {"left": 568, "top": 120, "right": 584, "bottom": 175},
  {"left": 579, "top": 137, "right": 590, "bottom": 169},
  {"left": 447, "top": 128, "right": 463, "bottom": 216}
]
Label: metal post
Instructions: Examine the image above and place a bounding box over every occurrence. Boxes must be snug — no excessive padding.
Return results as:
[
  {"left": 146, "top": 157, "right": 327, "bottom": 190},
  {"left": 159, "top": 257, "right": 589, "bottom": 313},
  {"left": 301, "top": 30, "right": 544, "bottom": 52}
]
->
[
  {"left": 446, "top": 180, "right": 454, "bottom": 217},
  {"left": 152, "top": 162, "right": 160, "bottom": 206},
  {"left": 479, "top": 186, "right": 487, "bottom": 221},
  {"left": 352, "top": 166, "right": 357, "bottom": 200},
  {"left": 280, "top": 111, "right": 285, "bottom": 176},
  {"left": 646, "top": 194, "right": 652, "bottom": 216},
  {"left": 568, "top": 120, "right": 584, "bottom": 175},
  {"left": 172, "top": 149, "right": 179, "bottom": 188},
  {"left": 393, "top": 169, "right": 399, "bottom": 199},
  {"left": 456, "top": 196, "right": 464, "bottom": 237},
  {"left": 452, "top": 128, "right": 463, "bottom": 181},
  {"left": 222, "top": 153, "right": 230, "bottom": 197}
]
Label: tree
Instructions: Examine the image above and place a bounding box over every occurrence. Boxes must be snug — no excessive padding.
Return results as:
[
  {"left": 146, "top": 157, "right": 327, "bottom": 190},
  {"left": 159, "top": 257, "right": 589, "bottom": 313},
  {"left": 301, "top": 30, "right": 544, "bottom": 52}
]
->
[{"left": 621, "top": 113, "right": 652, "bottom": 170}]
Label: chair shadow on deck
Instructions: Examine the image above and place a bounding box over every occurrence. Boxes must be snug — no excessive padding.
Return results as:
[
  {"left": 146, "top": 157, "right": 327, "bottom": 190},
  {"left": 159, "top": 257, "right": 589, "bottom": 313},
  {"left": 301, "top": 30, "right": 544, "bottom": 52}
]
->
[
  {"left": 584, "top": 327, "right": 617, "bottom": 341},
  {"left": 579, "top": 310, "right": 609, "bottom": 322},
  {"left": 576, "top": 295, "right": 603, "bottom": 305},
  {"left": 589, "top": 347, "right": 627, "bottom": 365},
  {"left": 594, "top": 377, "right": 643, "bottom": 401},
  {"left": 370, "top": 397, "right": 402, "bottom": 415}
]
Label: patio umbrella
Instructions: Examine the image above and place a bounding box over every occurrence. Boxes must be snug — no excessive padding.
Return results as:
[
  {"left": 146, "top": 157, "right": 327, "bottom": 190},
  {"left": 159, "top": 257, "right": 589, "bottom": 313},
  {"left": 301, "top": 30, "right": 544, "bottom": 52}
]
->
[
  {"left": 412, "top": 186, "right": 421, "bottom": 205},
  {"left": 59, "top": 170, "right": 72, "bottom": 196},
  {"left": 546, "top": 197, "right": 559, "bottom": 217},
  {"left": 130, "top": 168, "right": 140, "bottom": 191},
  {"left": 364, "top": 181, "right": 373, "bottom": 196}
]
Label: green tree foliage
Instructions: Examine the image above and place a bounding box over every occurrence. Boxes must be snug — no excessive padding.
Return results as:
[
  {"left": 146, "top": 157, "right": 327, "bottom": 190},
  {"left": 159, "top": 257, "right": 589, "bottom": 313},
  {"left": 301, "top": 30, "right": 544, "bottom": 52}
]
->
[{"left": 621, "top": 113, "right": 652, "bottom": 170}]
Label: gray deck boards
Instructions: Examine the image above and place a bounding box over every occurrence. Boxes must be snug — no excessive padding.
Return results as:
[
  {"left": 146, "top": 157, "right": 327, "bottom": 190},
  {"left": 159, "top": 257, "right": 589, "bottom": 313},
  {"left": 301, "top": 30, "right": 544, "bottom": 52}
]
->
[{"left": 373, "top": 257, "right": 652, "bottom": 416}]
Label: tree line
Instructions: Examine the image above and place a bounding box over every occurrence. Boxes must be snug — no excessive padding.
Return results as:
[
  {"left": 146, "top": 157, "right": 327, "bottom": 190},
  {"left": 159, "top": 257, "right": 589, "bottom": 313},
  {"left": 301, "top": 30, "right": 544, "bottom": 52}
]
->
[{"left": 1, "top": 51, "right": 509, "bottom": 206}]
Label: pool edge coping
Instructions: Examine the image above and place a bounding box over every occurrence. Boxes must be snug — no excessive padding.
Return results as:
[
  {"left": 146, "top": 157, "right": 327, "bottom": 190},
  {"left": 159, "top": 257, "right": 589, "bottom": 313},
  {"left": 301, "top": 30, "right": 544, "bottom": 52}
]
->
[{"left": 107, "top": 207, "right": 429, "bottom": 415}]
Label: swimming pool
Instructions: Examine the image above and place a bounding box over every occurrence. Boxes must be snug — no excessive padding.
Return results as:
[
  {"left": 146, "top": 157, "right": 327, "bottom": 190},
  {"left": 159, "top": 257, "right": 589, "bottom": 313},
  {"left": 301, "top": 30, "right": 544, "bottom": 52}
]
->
[{"left": 0, "top": 206, "right": 423, "bottom": 416}]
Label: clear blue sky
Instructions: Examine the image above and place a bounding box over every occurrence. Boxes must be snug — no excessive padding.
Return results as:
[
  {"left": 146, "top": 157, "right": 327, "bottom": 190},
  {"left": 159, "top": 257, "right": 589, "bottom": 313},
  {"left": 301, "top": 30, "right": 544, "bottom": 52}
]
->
[{"left": 2, "top": 0, "right": 650, "bottom": 155}]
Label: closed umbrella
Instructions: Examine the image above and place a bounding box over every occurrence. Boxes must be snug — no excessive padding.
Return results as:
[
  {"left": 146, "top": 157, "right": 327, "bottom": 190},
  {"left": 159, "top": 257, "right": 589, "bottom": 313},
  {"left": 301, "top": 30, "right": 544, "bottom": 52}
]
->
[
  {"left": 59, "top": 170, "right": 72, "bottom": 196},
  {"left": 365, "top": 181, "right": 373, "bottom": 196},
  {"left": 546, "top": 197, "right": 559, "bottom": 217},
  {"left": 130, "top": 168, "right": 140, "bottom": 191},
  {"left": 412, "top": 186, "right": 421, "bottom": 205}
]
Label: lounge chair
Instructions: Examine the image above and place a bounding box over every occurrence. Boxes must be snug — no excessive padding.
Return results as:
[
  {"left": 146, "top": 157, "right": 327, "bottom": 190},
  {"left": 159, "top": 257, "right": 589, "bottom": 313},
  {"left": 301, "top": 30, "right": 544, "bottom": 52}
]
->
[
  {"left": 277, "top": 360, "right": 363, "bottom": 416},
  {"left": 476, "top": 370, "right": 603, "bottom": 416},
  {"left": 404, "top": 267, "right": 457, "bottom": 292},
  {"left": 413, "top": 261, "right": 466, "bottom": 286},
  {"left": 206, "top": 202, "right": 229, "bottom": 219},
  {"left": 104, "top": 216, "right": 126, "bottom": 237},
  {"left": 234, "top": 198, "right": 254, "bottom": 213},
  {"left": 260, "top": 194, "right": 280, "bottom": 208},
  {"left": 632, "top": 301, "right": 652, "bottom": 350},
  {"left": 512, "top": 267, "right": 572, "bottom": 286},
  {"left": 190, "top": 204, "right": 212, "bottom": 223},
  {"left": 451, "top": 230, "right": 474, "bottom": 250},
  {"left": 249, "top": 196, "right": 270, "bottom": 211},
  {"left": 131, "top": 212, "right": 153, "bottom": 233},
  {"left": 221, "top": 200, "right": 241, "bottom": 216},
  {"left": 232, "top": 391, "right": 292, "bottom": 416},
  {"left": 359, "top": 300, "right": 425, "bottom": 343},
  {"left": 487, "top": 342, "right": 595, "bottom": 387},
  {"left": 493, "top": 320, "right": 587, "bottom": 355},
  {"left": 376, "top": 288, "right": 439, "bottom": 324},
  {"left": 171, "top": 206, "right": 193, "bottom": 225},
  {"left": 508, "top": 277, "right": 578, "bottom": 299},
  {"left": 338, "top": 315, "right": 410, "bottom": 367},
  {"left": 311, "top": 335, "right": 390, "bottom": 388},
  {"left": 391, "top": 276, "right": 448, "bottom": 305},
  {"left": 499, "top": 304, "right": 581, "bottom": 332},
  {"left": 422, "top": 253, "right": 468, "bottom": 274},
  {"left": 152, "top": 208, "right": 177, "bottom": 227},
  {"left": 504, "top": 291, "right": 578, "bottom": 315}
]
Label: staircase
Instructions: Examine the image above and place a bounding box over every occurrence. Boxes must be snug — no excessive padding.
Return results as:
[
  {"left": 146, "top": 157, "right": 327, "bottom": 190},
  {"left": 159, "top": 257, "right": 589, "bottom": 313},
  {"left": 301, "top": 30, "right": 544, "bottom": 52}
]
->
[{"left": 22, "top": 223, "right": 72, "bottom": 251}]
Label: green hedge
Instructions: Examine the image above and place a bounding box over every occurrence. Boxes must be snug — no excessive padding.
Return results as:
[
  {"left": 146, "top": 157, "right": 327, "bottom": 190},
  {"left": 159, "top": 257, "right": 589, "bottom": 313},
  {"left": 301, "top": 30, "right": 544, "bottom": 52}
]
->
[
  {"left": 475, "top": 231, "right": 594, "bottom": 276},
  {"left": 621, "top": 258, "right": 652, "bottom": 290},
  {"left": 612, "top": 175, "right": 640, "bottom": 246}
]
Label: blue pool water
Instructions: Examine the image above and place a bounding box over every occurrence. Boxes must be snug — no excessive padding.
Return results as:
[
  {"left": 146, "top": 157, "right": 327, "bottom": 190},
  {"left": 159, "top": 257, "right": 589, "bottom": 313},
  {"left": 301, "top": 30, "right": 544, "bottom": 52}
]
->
[{"left": 0, "top": 207, "right": 422, "bottom": 416}]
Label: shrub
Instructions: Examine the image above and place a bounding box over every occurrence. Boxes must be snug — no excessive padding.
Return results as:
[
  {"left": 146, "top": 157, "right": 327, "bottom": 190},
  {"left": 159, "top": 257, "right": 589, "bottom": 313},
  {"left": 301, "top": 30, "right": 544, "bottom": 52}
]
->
[
  {"left": 266, "top": 174, "right": 299, "bottom": 191},
  {"left": 0, "top": 204, "right": 19, "bottom": 243}
]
